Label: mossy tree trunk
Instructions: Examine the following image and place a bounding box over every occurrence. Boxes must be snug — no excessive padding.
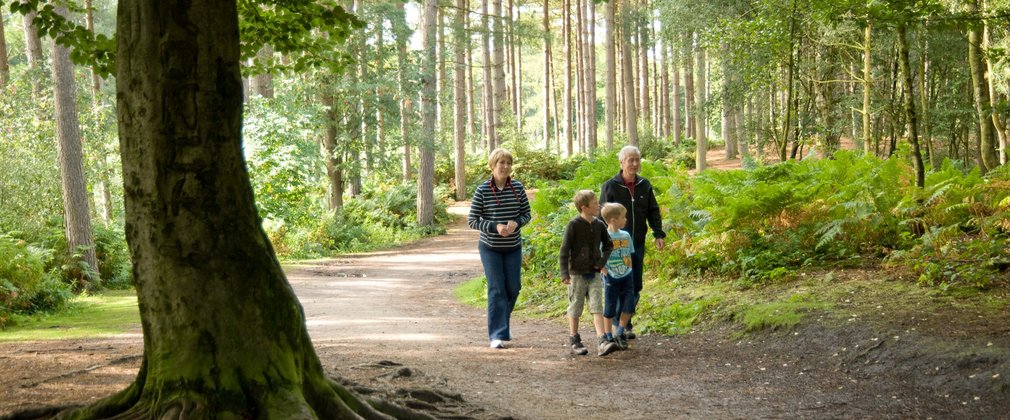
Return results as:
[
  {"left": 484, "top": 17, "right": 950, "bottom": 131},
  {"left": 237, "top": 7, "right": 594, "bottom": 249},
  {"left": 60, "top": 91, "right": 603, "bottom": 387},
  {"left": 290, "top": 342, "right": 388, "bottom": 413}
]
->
[{"left": 46, "top": 1, "right": 399, "bottom": 418}]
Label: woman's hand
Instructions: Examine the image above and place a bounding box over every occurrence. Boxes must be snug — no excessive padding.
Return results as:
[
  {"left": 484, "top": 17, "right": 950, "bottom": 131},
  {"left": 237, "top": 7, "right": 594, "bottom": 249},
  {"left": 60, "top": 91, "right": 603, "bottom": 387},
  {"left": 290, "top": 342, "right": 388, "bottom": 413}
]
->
[{"left": 496, "top": 221, "right": 518, "bottom": 236}]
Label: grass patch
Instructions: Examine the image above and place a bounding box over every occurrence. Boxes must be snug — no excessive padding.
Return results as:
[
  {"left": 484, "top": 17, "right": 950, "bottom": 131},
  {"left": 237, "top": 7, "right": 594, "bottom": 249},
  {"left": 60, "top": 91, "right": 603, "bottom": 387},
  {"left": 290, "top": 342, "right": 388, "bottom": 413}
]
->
[
  {"left": 738, "top": 292, "right": 831, "bottom": 332},
  {"left": 454, "top": 277, "right": 487, "bottom": 307},
  {"left": 0, "top": 290, "right": 140, "bottom": 341}
]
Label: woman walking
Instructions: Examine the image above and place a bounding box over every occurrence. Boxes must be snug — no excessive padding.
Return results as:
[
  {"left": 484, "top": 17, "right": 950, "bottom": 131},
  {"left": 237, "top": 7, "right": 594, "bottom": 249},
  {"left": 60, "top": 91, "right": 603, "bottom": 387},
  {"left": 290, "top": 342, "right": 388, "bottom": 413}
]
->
[{"left": 468, "top": 148, "right": 532, "bottom": 349}]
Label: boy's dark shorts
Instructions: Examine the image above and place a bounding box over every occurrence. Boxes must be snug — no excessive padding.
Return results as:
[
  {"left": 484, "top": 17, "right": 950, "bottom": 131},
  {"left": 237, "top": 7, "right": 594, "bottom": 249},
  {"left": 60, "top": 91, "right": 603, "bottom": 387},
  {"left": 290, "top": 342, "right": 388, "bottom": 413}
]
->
[{"left": 603, "top": 273, "right": 635, "bottom": 318}]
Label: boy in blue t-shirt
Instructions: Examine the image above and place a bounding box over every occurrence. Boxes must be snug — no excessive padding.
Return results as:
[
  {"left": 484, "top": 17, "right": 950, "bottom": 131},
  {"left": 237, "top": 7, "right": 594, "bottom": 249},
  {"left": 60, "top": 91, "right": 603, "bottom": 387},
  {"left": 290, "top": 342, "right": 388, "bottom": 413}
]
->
[{"left": 601, "top": 202, "right": 635, "bottom": 350}]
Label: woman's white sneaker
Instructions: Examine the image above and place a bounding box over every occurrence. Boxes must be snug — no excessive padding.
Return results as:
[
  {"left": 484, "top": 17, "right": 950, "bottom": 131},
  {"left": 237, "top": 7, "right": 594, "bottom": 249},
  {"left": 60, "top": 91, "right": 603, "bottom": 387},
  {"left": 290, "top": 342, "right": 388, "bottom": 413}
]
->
[{"left": 489, "top": 339, "right": 506, "bottom": 349}]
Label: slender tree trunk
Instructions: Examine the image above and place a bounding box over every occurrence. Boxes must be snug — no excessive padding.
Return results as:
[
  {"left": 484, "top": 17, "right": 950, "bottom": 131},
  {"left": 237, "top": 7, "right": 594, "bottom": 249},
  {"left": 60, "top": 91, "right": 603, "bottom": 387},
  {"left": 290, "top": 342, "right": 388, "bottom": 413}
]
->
[
  {"left": 250, "top": 45, "right": 274, "bottom": 98},
  {"left": 516, "top": 6, "right": 523, "bottom": 132},
  {"left": 694, "top": 33, "right": 706, "bottom": 171},
  {"left": 455, "top": 0, "right": 468, "bottom": 201},
  {"left": 682, "top": 32, "right": 694, "bottom": 140},
  {"left": 322, "top": 85, "right": 344, "bottom": 210},
  {"left": 418, "top": 0, "right": 437, "bottom": 226},
  {"left": 83, "top": 0, "right": 114, "bottom": 224},
  {"left": 897, "top": 23, "right": 924, "bottom": 187},
  {"left": 917, "top": 32, "right": 936, "bottom": 168},
  {"left": 0, "top": 9, "right": 8, "bottom": 86},
  {"left": 482, "top": 0, "right": 495, "bottom": 151},
  {"left": 376, "top": 22, "right": 386, "bottom": 162},
  {"left": 672, "top": 42, "right": 682, "bottom": 145},
  {"left": 563, "top": 0, "right": 573, "bottom": 156},
  {"left": 53, "top": 7, "right": 99, "bottom": 289},
  {"left": 575, "top": 0, "right": 585, "bottom": 152},
  {"left": 781, "top": 0, "right": 798, "bottom": 162},
  {"left": 588, "top": 1, "right": 597, "bottom": 151},
  {"left": 579, "top": 0, "right": 595, "bottom": 154},
  {"left": 466, "top": 0, "right": 477, "bottom": 141},
  {"left": 604, "top": 0, "right": 616, "bottom": 150},
  {"left": 22, "top": 5, "right": 43, "bottom": 68},
  {"left": 638, "top": 0, "right": 650, "bottom": 128},
  {"left": 983, "top": 16, "right": 1007, "bottom": 165},
  {"left": 660, "top": 38, "right": 671, "bottom": 139},
  {"left": 620, "top": 1, "right": 638, "bottom": 146},
  {"left": 492, "top": 0, "right": 507, "bottom": 146},
  {"left": 544, "top": 0, "right": 554, "bottom": 150},
  {"left": 862, "top": 23, "right": 873, "bottom": 155},
  {"left": 508, "top": 0, "right": 518, "bottom": 121},
  {"left": 395, "top": 2, "right": 413, "bottom": 180},
  {"left": 967, "top": 0, "right": 998, "bottom": 172}
]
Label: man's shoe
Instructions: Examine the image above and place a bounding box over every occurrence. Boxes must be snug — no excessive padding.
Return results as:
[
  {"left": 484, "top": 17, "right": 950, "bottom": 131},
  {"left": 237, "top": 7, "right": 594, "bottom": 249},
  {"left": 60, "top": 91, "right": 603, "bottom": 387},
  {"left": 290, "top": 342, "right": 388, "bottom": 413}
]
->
[
  {"left": 614, "top": 333, "right": 628, "bottom": 350},
  {"left": 626, "top": 329, "right": 636, "bottom": 340},
  {"left": 598, "top": 337, "right": 618, "bottom": 356},
  {"left": 569, "top": 334, "right": 588, "bottom": 355}
]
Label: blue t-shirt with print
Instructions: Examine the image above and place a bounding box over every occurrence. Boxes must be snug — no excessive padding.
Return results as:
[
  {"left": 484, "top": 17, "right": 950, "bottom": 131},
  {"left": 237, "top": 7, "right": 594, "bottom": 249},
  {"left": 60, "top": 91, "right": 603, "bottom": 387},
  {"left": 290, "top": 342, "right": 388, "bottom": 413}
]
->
[{"left": 605, "top": 229, "right": 634, "bottom": 280}]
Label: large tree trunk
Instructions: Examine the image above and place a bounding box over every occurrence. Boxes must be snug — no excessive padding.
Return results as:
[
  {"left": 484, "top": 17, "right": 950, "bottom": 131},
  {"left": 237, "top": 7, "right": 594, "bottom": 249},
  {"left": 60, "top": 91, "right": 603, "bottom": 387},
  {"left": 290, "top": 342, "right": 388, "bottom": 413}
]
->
[
  {"left": 983, "top": 18, "right": 1007, "bottom": 165},
  {"left": 22, "top": 4, "right": 43, "bottom": 96},
  {"left": 52, "top": 8, "right": 99, "bottom": 290},
  {"left": 418, "top": 0, "right": 437, "bottom": 226},
  {"left": 604, "top": 0, "right": 616, "bottom": 150},
  {"left": 51, "top": 1, "right": 398, "bottom": 417},
  {"left": 0, "top": 9, "right": 10, "bottom": 86},
  {"left": 897, "top": 23, "right": 925, "bottom": 188},
  {"left": 454, "top": 0, "right": 468, "bottom": 201}
]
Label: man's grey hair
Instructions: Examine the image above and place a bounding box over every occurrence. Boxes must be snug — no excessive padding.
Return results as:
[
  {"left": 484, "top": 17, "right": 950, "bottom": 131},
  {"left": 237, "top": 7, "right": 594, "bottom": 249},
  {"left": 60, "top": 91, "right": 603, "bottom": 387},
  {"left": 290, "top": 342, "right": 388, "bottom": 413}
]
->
[{"left": 618, "top": 145, "right": 641, "bottom": 162}]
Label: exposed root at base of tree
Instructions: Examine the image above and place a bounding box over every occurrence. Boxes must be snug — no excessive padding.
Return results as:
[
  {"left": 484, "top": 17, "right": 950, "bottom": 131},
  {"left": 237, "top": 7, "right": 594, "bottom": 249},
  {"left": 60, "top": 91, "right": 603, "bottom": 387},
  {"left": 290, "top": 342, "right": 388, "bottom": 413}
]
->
[{"left": 1, "top": 369, "right": 479, "bottom": 420}]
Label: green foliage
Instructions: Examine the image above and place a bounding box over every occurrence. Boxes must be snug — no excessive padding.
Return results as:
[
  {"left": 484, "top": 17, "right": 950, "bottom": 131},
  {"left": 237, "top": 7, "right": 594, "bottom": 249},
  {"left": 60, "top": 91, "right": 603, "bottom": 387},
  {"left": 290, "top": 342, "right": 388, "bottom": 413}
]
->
[
  {"left": 453, "top": 277, "right": 487, "bottom": 308},
  {"left": 269, "top": 180, "right": 448, "bottom": 259},
  {"left": 0, "top": 235, "right": 71, "bottom": 328},
  {"left": 887, "top": 160, "right": 1010, "bottom": 290}
]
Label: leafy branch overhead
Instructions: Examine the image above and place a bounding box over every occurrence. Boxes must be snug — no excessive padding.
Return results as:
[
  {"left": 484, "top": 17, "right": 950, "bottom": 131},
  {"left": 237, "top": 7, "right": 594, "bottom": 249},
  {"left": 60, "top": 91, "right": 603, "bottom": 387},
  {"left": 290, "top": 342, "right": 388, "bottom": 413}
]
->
[{"left": 7, "top": 0, "right": 365, "bottom": 78}]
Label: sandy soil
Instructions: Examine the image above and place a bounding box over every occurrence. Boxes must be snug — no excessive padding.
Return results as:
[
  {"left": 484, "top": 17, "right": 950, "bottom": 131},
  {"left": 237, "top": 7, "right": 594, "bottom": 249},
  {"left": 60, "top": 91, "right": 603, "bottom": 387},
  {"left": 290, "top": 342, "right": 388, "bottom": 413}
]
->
[{"left": 2, "top": 202, "right": 1009, "bottom": 419}]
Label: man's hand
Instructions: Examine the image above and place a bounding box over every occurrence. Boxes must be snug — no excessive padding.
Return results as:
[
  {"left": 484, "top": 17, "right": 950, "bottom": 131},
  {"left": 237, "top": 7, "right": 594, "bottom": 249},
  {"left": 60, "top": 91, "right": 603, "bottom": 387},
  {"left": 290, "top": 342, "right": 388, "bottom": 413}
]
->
[
  {"left": 655, "top": 237, "right": 665, "bottom": 250},
  {"left": 561, "top": 276, "right": 571, "bottom": 285}
]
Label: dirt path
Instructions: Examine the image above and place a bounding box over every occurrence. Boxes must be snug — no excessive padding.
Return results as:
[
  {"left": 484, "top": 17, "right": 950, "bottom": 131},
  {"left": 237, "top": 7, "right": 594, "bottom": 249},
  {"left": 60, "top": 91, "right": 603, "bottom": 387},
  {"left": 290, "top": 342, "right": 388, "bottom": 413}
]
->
[{"left": 1, "top": 203, "right": 1007, "bottom": 419}]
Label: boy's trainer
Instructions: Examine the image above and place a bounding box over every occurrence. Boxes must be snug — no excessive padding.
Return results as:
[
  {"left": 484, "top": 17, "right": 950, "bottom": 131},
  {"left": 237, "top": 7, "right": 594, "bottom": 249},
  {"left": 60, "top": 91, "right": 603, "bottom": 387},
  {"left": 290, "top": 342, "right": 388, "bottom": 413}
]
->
[
  {"left": 569, "top": 333, "right": 588, "bottom": 355},
  {"left": 614, "top": 333, "right": 628, "bottom": 350},
  {"left": 597, "top": 336, "right": 619, "bottom": 356}
]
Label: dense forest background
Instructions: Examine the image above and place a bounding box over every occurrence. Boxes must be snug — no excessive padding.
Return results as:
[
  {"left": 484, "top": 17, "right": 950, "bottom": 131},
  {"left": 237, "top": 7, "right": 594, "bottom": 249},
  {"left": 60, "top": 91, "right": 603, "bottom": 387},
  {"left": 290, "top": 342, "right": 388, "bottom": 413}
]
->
[{"left": 1, "top": 0, "right": 1009, "bottom": 330}]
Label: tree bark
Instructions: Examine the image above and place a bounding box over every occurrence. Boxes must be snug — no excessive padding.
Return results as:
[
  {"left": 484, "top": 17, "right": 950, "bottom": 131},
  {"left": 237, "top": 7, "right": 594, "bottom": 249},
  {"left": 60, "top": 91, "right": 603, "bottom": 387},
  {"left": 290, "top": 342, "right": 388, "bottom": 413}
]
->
[
  {"left": 418, "top": 0, "right": 437, "bottom": 226},
  {"left": 694, "top": 33, "right": 706, "bottom": 171},
  {"left": 637, "top": 0, "right": 650, "bottom": 127},
  {"left": 322, "top": 84, "right": 344, "bottom": 210},
  {"left": 620, "top": 1, "right": 638, "bottom": 146},
  {"left": 682, "top": 32, "right": 694, "bottom": 140},
  {"left": 455, "top": 0, "right": 468, "bottom": 201},
  {"left": 52, "top": 7, "right": 99, "bottom": 290},
  {"left": 21, "top": 5, "right": 43, "bottom": 68},
  {"left": 492, "top": 0, "right": 506, "bottom": 146},
  {"left": 250, "top": 45, "right": 274, "bottom": 99},
  {"left": 897, "top": 23, "right": 924, "bottom": 188},
  {"left": 482, "top": 0, "right": 496, "bottom": 151},
  {"left": 544, "top": 0, "right": 554, "bottom": 150},
  {"left": 604, "top": 0, "right": 616, "bottom": 150},
  {"left": 0, "top": 8, "right": 8, "bottom": 86},
  {"left": 983, "top": 16, "right": 1007, "bottom": 165},
  {"left": 967, "top": 2, "right": 998, "bottom": 172},
  {"left": 55, "top": 1, "right": 403, "bottom": 417},
  {"left": 563, "top": 0, "right": 573, "bottom": 155},
  {"left": 395, "top": 2, "right": 413, "bottom": 180},
  {"left": 862, "top": 23, "right": 873, "bottom": 155},
  {"left": 672, "top": 41, "right": 682, "bottom": 145}
]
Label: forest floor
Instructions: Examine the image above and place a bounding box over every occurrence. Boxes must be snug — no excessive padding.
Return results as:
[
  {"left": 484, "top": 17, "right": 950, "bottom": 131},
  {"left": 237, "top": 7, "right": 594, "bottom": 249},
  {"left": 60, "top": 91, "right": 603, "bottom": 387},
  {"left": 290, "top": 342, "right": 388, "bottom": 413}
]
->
[{"left": 2, "top": 149, "right": 1009, "bottom": 419}]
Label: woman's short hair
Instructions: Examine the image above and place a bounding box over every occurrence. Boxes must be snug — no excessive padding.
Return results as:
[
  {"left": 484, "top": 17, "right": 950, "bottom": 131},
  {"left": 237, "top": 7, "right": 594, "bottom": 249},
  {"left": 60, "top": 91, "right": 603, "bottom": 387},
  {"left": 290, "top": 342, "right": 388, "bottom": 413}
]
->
[
  {"left": 618, "top": 145, "right": 641, "bottom": 162},
  {"left": 488, "top": 148, "right": 514, "bottom": 170},
  {"left": 572, "top": 190, "right": 597, "bottom": 212}
]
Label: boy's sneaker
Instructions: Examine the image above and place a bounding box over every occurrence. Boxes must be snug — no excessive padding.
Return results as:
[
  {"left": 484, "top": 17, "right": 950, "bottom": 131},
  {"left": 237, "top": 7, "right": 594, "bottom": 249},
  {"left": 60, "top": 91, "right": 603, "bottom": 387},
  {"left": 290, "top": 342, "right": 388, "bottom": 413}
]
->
[
  {"left": 569, "top": 334, "right": 588, "bottom": 355},
  {"left": 614, "top": 333, "right": 628, "bottom": 350},
  {"left": 598, "top": 337, "right": 619, "bottom": 356}
]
